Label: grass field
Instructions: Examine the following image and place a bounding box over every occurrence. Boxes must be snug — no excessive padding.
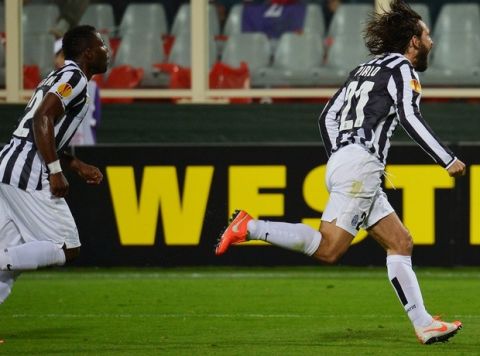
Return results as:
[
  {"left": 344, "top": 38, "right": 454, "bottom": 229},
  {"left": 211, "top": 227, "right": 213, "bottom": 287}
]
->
[{"left": 0, "top": 267, "right": 478, "bottom": 355}]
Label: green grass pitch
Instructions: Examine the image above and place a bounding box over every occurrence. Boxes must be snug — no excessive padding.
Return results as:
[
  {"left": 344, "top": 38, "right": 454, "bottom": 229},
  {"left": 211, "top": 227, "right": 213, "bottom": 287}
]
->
[{"left": 0, "top": 267, "right": 478, "bottom": 355}]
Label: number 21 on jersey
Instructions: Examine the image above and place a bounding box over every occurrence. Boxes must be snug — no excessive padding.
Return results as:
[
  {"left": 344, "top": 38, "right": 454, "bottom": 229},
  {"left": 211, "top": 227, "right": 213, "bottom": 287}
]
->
[{"left": 339, "top": 80, "right": 374, "bottom": 131}]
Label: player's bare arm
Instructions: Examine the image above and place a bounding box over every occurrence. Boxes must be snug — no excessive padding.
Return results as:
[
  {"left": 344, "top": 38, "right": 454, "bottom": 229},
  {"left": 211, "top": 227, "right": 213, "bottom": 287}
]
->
[
  {"left": 61, "top": 152, "right": 103, "bottom": 185},
  {"left": 447, "top": 159, "right": 466, "bottom": 177},
  {"left": 33, "top": 92, "right": 69, "bottom": 197}
]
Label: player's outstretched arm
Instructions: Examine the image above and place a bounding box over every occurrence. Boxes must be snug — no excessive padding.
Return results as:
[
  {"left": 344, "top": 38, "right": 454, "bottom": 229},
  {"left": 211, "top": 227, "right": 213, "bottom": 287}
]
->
[{"left": 447, "top": 159, "right": 466, "bottom": 177}]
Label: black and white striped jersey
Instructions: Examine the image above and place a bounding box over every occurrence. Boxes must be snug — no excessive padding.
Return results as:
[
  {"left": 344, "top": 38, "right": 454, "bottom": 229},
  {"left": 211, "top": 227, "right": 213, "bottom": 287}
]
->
[
  {"left": 0, "top": 60, "right": 89, "bottom": 191},
  {"left": 318, "top": 52, "right": 456, "bottom": 168}
]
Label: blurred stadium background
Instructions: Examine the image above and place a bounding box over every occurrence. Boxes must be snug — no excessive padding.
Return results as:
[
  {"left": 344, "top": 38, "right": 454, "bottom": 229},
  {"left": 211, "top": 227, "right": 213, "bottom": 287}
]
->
[{"left": 0, "top": 0, "right": 479, "bottom": 267}]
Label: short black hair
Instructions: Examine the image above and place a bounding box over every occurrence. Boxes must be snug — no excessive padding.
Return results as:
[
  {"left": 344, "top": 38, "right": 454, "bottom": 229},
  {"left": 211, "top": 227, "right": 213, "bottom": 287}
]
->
[
  {"left": 62, "top": 25, "right": 98, "bottom": 60},
  {"left": 364, "top": 0, "right": 423, "bottom": 55}
]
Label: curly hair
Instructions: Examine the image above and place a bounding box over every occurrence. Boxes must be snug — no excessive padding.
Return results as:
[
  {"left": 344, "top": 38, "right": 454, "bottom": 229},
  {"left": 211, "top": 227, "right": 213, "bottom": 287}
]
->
[
  {"left": 364, "top": 0, "right": 423, "bottom": 55},
  {"left": 62, "top": 25, "right": 98, "bottom": 60}
]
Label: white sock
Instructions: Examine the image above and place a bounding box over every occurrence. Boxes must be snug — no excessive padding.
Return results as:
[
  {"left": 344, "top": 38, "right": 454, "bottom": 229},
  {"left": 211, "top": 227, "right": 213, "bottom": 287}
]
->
[
  {"left": 0, "top": 241, "right": 66, "bottom": 271},
  {"left": 0, "top": 271, "right": 20, "bottom": 303},
  {"left": 387, "top": 255, "right": 433, "bottom": 327},
  {"left": 247, "top": 220, "right": 321, "bottom": 256}
]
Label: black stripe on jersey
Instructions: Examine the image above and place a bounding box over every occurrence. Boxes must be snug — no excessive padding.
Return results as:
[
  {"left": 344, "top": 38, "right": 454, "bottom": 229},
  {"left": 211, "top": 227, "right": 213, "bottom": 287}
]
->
[
  {"left": 36, "top": 166, "right": 43, "bottom": 190},
  {"left": 55, "top": 88, "right": 87, "bottom": 149},
  {"left": 50, "top": 64, "right": 78, "bottom": 79},
  {"left": 54, "top": 70, "right": 86, "bottom": 148},
  {"left": 18, "top": 145, "right": 37, "bottom": 190},
  {"left": 44, "top": 70, "right": 64, "bottom": 87},
  {"left": 0, "top": 141, "right": 14, "bottom": 162},
  {"left": 1, "top": 139, "right": 26, "bottom": 184},
  {"left": 377, "top": 113, "right": 396, "bottom": 163},
  {"left": 66, "top": 70, "right": 83, "bottom": 89},
  {"left": 38, "top": 64, "right": 77, "bottom": 91},
  {"left": 382, "top": 56, "right": 406, "bottom": 68},
  {"left": 392, "top": 67, "right": 453, "bottom": 166},
  {"left": 319, "top": 89, "right": 344, "bottom": 156}
]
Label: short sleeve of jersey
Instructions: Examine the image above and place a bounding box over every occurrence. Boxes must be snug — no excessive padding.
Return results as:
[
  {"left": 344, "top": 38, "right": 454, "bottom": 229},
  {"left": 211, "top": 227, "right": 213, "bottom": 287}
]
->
[{"left": 48, "top": 70, "right": 87, "bottom": 108}]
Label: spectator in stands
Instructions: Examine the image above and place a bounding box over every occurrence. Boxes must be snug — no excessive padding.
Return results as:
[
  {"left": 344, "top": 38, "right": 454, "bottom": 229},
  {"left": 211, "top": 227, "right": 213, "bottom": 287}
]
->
[
  {"left": 242, "top": 0, "right": 306, "bottom": 39},
  {"left": 50, "top": 0, "right": 90, "bottom": 38},
  {"left": 322, "top": 0, "right": 341, "bottom": 30},
  {"left": 54, "top": 38, "right": 101, "bottom": 145}
]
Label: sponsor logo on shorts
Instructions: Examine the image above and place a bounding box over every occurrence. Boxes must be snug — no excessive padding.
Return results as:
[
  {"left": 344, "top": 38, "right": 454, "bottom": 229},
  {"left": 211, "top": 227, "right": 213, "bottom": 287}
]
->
[
  {"left": 351, "top": 214, "right": 359, "bottom": 227},
  {"left": 56, "top": 83, "right": 73, "bottom": 98},
  {"left": 352, "top": 212, "right": 367, "bottom": 230}
]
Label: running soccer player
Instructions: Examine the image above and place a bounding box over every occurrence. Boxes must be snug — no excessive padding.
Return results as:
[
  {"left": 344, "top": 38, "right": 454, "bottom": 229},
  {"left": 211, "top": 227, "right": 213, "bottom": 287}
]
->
[
  {"left": 0, "top": 25, "right": 108, "bottom": 303},
  {"left": 216, "top": 0, "right": 465, "bottom": 345}
]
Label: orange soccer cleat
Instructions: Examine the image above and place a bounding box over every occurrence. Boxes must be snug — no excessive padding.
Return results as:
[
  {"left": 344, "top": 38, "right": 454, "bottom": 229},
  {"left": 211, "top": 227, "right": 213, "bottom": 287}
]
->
[
  {"left": 215, "top": 210, "right": 253, "bottom": 256},
  {"left": 415, "top": 316, "right": 462, "bottom": 344}
]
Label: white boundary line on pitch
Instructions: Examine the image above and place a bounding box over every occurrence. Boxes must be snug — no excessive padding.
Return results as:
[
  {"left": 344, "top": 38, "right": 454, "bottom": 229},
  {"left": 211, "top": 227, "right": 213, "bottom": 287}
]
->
[
  {"left": 5, "top": 313, "right": 480, "bottom": 319},
  {"left": 21, "top": 271, "right": 480, "bottom": 280}
]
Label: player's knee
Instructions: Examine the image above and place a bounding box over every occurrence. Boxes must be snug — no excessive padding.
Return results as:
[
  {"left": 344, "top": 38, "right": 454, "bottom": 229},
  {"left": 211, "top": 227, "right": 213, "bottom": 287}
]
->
[
  {"left": 313, "top": 240, "right": 347, "bottom": 265},
  {"left": 401, "top": 233, "right": 414, "bottom": 254},
  {"left": 391, "top": 231, "right": 414, "bottom": 255},
  {"left": 316, "top": 251, "right": 344, "bottom": 265},
  {"left": 63, "top": 247, "right": 80, "bottom": 262}
]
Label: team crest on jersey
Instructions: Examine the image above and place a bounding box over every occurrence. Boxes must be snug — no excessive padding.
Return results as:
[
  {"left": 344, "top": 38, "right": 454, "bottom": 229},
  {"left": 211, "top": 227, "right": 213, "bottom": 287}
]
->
[
  {"left": 410, "top": 79, "right": 421, "bottom": 93},
  {"left": 56, "top": 83, "right": 73, "bottom": 98}
]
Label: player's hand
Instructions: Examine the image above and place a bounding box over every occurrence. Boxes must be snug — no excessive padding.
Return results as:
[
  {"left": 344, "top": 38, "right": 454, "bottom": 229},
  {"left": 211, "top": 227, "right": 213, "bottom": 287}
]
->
[
  {"left": 49, "top": 172, "right": 69, "bottom": 197},
  {"left": 76, "top": 162, "right": 103, "bottom": 184},
  {"left": 447, "top": 159, "right": 466, "bottom": 177}
]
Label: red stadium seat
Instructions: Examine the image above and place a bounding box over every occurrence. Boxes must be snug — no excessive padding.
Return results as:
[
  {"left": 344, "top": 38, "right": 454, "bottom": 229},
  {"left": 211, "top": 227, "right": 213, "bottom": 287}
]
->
[
  {"left": 102, "top": 65, "right": 144, "bottom": 103},
  {"left": 104, "top": 65, "right": 143, "bottom": 89},
  {"left": 23, "top": 65, "right": 40, "bottom": 89},
  {"left": 209, "top": 61, "right": 249, "bottom": 89},
  {"left": 209, "top": 61, "right": 251, "bottom": 103},
  {"left": 154, "top": 63, "right": 191, "bottom": 89},
  {"left": 155, "top": 61, "right": 251, "bottom": 103}
]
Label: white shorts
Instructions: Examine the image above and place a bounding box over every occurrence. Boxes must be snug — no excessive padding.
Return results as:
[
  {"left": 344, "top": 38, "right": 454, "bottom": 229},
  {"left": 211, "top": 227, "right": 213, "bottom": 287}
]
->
[
  {"left": 322, "top": 144, "right": 394, "bottom": 236},
  {"left": 0, "top": 183, "right": 80, "bottom": 249}
]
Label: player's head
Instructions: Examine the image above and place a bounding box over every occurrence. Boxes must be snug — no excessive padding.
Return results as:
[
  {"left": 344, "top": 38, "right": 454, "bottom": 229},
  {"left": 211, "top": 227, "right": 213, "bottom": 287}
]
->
[
  {"left": 62, "top": 25, "right": 109, "bottom": 75},
  {"left": 364, "top": 0, "right": 433, "bottom": 72}
]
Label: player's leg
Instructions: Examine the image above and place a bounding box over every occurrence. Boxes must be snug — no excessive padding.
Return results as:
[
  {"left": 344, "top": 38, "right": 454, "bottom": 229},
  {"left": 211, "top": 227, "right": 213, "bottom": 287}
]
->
[
  {"left": 216, "top": 209, "right": 323, "bottom": 257},
  {"left": 313, "top": 220, "right": 355, "bottom": 264},
  {"left": 0, "top": 184, "right": 79, "bottom": 271},
  {"left": 216, "top": 145, "right": 375, "bottom": 261},
  {"left": 0, "top": 270, "right": 21, "bottom": 303},
  {"left": 215, "top": 209, "right": 355, "bottom": 263},
  {"left": 368, "top": 211, "right": 462, "bottom": 344},
  {"left": 368, "top": 212, "right": 432, "bottom": 325},
  {"left": 0, "top": 241, "right": 66, "bottom": 271},
  {"left": 0, "top": 208, "right": 23, "bottom": 303}
]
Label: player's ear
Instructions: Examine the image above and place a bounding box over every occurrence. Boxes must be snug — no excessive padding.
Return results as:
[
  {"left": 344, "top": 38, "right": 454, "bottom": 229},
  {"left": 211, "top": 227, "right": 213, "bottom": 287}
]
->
[
  {"left": 410, "top": 35, "right": 421, "bottom": 50},
  {"left": 84, "top": 47, "right": 94, "bottom": 62}
]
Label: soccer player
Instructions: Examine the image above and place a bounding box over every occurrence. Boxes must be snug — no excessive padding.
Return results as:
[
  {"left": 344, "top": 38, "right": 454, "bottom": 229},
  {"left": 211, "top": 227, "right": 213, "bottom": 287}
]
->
[
  {"left": 54, "top": 38, "right": 101, "bottom": 145},
  {"left": 0, "top": 25, "right": 108, "bottom": 303},
  {"left": 216, "top": 0, "right": 465, "bottom": 345}
]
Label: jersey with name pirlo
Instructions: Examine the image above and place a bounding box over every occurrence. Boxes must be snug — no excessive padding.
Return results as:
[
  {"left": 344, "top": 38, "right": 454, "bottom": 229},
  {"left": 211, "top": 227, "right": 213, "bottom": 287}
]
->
[{"left": 318, "top": 52, "right": 455, "bottom": 168}]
